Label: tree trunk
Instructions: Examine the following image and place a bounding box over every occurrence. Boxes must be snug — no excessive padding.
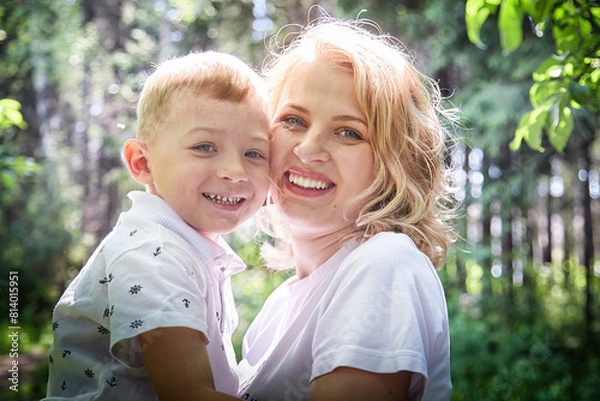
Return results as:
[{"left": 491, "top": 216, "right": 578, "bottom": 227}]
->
[
  {"left": 503, "top": 213, "right": 514, "bottom": 306},
  {"left": 543, "top": 188, "right": 553, "bottom": 264},
  {"left": 563, "top": 203, "right": 572, "bottom": 288},
  {"left": 580, "top": 140, "right": 595, "bottom": 343}
]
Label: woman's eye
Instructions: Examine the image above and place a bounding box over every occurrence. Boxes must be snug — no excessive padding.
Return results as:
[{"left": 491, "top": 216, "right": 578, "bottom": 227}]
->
[
  {"left": 195, "top": 143, "right": 216, "bottom": 152},
  {"left": 339, "top": 128, "right": 364, "bottom": 141},
  {"left": 279, "top": 116, "right": 306, "bottom": 131}
]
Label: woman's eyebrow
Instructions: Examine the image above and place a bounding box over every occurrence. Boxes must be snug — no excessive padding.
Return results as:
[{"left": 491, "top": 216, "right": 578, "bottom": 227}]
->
[
  {"left": 279, "top": 103, "right": 308, "bottom": 114},
  {"left": 332, "top": 114, "right": 367, "bottom": 127},
  {"left": 280, "top": 104, "right": 366, "bottom": 127}
]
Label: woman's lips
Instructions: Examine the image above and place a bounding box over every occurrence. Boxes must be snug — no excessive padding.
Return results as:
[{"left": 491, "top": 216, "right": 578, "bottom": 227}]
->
[
  {"left": 283, "top": 169, "right": 335, "bottom": 197},
  {"left": 286, "top": 171, "right": 333, "bottom": 190}
]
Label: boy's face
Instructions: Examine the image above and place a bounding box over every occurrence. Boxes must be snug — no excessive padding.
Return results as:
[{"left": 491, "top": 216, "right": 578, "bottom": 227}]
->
[{"left": 145, "top": 92, "right": 270, "bottom": 238}]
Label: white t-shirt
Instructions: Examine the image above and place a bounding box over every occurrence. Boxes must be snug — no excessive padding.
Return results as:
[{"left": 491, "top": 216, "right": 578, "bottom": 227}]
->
[
  {"left": 45, "top": 191, "right": 244, "bottom": 400},
  {"left": 239, "top": 232, "right": 451, "bottom": 401}
]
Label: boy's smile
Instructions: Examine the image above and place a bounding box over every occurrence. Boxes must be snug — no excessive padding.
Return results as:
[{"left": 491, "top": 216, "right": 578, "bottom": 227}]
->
[
  {"left": 203, "top": 193, "right": 243, "bottom": 205},
  {"left": 144, "top": 92, "right": 270, "bottom": 238}
]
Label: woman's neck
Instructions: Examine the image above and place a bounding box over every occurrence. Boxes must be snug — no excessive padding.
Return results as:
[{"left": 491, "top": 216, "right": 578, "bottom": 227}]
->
[{"left": 291, "top": 229, "right": 348, "bottom": 280}]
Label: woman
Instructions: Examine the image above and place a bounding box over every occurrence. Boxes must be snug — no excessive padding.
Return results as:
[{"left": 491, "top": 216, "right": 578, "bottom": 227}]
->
[{"left": 239, "top": 16, "right": 458, "bottom": 401}]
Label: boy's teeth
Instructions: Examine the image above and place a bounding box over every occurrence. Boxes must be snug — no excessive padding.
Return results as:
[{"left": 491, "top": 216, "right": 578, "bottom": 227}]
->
[
  {"left": 288, "top": 172, "right": 332, "bottom": 190},
  {"left": 205, "top": 194, "right": 242, "bottom": 204}
]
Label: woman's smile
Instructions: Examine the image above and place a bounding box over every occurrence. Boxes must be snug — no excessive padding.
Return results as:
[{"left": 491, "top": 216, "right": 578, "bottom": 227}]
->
[{"left": 269, "top": 61, "right": 375, "bottom": 231}]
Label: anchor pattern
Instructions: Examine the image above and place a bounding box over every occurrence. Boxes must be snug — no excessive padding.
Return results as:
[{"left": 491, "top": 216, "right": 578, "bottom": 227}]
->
[{"left": 47, "top": 210, "right": 238, "bottom": 397}]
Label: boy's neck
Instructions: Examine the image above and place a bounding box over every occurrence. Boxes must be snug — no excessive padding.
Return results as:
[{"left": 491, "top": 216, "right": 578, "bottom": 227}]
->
[{"left": 200, "top": 231, "right": 220, "bottom": 243}]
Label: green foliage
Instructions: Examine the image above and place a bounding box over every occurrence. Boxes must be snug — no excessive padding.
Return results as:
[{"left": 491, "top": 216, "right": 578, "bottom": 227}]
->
[
  {"left": 446, "top": 258, "right": 600, "bottom": 400},
  {"left": 0, "top": 173, "right": 73, "bottom": 330},
  {"left": 0, "top": 98, "right": 26, "bottom": 130},
  {"left": 465, "top": 0, "right": 501, "bottom": 49},
  {"left": 225, "top": 227, "right": 293, "bottom": 358},
  {"left": 466, "top": 0, "right": 600, "bottom": 152},
  {"left": 0, "top": 98, "right": 71, "bottom": 400},
  {"left": 231, "top": 265, "right": 291, "bottom": 360},
  {"left": 0, "top": 2, "right": 598, "bottom": 400},
  {"left": 0, "top": 98, "right": 38, "bottom": 193}
]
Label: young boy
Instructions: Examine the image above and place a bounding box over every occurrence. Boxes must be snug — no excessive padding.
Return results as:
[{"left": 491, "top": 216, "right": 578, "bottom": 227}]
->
[{"left": 44, "top": 51, "right": 270, "bottom": 400}]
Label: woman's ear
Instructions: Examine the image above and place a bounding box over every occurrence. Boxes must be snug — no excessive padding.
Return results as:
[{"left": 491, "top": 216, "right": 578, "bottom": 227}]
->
[{"left": 122, "top": 139, "right": 153, "bottom": 185}]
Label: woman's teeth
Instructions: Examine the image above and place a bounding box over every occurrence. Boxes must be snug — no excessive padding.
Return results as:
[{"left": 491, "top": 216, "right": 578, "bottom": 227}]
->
[
  {"left": 204, "top": 194, "right": 242, "bottom": 204},
  {"left": 288, "top": 172, "right": 332, "bottom": 190}
]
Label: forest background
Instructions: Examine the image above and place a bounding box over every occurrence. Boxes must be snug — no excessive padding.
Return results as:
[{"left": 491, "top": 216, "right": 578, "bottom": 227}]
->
[{"left": 0, "top": 0, "right": 599, "bottom": 399}]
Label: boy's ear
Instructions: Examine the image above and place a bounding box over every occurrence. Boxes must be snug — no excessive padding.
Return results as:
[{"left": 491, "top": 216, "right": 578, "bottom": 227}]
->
[{"left": 122, "top": 139, "right": 153, "bottom": 185}]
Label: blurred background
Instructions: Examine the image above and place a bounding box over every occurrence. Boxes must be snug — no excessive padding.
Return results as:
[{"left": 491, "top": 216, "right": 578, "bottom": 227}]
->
[{"left": 0, "top": 0, "right": 599, "bottom": 399}]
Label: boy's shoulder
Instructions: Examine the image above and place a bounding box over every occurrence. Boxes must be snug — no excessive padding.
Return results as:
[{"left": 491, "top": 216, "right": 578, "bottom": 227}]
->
[{"left": 100, "top": 210, "right": 199, "bottom": 262}]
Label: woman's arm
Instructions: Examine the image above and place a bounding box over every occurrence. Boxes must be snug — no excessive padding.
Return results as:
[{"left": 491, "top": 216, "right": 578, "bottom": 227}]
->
[
  {"left": 140, "top": 327, "right": 240, "bottom": 401},
  {"left": 306, "top": 367, "right": 412, "bottom": 401}
]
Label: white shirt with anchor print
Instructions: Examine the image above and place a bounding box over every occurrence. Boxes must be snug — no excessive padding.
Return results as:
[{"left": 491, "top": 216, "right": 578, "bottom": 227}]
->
[{"left": 44, "top": 191, "right": 245, "bottom": 399}]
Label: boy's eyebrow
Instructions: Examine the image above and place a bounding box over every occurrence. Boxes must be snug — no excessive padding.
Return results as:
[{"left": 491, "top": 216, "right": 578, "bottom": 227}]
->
[
  {"left": 250, "top": 135, "right": 270, "bottom": 143},
  {"left": 184, "top": 127, "right": 270, "bottom": 144},
  {"left": 184, "top": 126, "right": 220, "bottom": 136}
]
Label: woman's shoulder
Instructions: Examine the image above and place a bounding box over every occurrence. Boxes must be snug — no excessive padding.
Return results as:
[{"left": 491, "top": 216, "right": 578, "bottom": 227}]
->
[
  {"left": 340, "top": 232, "right": 435, "bottom": 279},
  {"left": 351, "top": 232, "right": 424, "bottom": 261},
  {"left": 361, "top": 231, "right": 416, "bottom": 249}
]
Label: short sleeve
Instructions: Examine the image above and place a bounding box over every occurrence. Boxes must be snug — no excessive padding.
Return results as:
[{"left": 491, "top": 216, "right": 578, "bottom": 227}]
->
[
  {"left": 106, "top": 238, "right": 209, "bottom": 368},
  {"left": 311, "top": 233, "right": 446, "bottom": 383}
]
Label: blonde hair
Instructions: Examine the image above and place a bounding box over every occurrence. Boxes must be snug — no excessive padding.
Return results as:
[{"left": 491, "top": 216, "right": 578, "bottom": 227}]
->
[
  {"left": 137, "top": 51, "right": 265, "bottom": 143},
  {"left": 261, "top": 17, "right": 460, "bottom": 268}
]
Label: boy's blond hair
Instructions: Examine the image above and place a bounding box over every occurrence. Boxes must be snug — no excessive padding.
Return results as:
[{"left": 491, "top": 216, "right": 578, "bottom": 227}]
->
[
  {"left": 261, "top": 17, "right": 460, "bottom": 268},
  {"left": 137, "top": 51, "right": 266, "bottom": 143}
]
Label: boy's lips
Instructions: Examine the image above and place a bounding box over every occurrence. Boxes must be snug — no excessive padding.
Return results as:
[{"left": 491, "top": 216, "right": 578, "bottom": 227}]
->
[{"left": 202, "top": 193, "right": 245, "bottom": 205}]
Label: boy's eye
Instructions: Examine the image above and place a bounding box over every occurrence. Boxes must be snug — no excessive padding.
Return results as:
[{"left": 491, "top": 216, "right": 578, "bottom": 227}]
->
[
  {"left": 245, "top": 150, "right": 267, "bottom": 160},
  {"left": 195, "top": 143, "right": 216, "bottom": 152}
]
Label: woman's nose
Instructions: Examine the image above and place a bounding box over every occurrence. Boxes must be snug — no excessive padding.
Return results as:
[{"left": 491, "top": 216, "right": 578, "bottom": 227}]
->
[{"left": 293, "top": 130, "right": 330, "bottom": 163}]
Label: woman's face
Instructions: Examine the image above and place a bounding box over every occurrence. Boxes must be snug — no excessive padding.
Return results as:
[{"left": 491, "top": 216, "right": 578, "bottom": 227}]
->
[{"left": 269, "top": 60, "right": 376, "bottom": 236}]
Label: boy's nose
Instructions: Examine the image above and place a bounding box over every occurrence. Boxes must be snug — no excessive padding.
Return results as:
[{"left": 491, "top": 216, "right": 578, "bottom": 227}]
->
[
  {"left": 217, "top": 154, "right": 248, "bottom": 182},
  {"left": 293, "top": 130, "right": 330, "bottom": 163}
]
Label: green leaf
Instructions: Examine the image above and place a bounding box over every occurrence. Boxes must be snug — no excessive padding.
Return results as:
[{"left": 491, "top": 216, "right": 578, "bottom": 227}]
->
[
  {"left": 546, "top": 103, "right": 573, "bottom": 152},
  {"left": 511, "top": 105, "right": 547, "bottom": 151},
  {"left": 532, "top": 56, "right": 564, "bottom": 82},
  {"left": 520, "top": 0, "right": 541, "bottom": 22},
  {"left": 568, "top": 82, "right": 591, "bottom": 108},
  {"left": 591, "top": 67, "right": 600, "bottom": 85},
  {"left": 0, "top": 98, "right": 22, "bottom": 109},
  {"left": 553, "top": 22, "right": 580, "bottom": 55},
  {"left": 591, "top": 6, "right": 600, "bottom": 25},
  {"left": 529, "top": 80, "right": 565, "bottom": 107},
  {"left": 11, "top": 156, "right": 39, "bottom": 175},
  {"left": 0, "top": 98, "right": 27, "bottom": 130},
  {"left": 497, "top": 0, "right": 524, "bottom": 53},
  {"left": 0, "top": 169, "right": 17, "bottom": 190},
  {"left": 577, "top": 15, "right": 593, "bottom": 38},
  {"left": 465, "top": 0, "right": 500, "bottom": 49}
]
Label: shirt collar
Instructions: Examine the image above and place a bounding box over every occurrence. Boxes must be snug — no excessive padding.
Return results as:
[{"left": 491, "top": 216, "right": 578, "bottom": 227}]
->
[{"left": 127, "top": 191, "right": 246, "bottom": 276}]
